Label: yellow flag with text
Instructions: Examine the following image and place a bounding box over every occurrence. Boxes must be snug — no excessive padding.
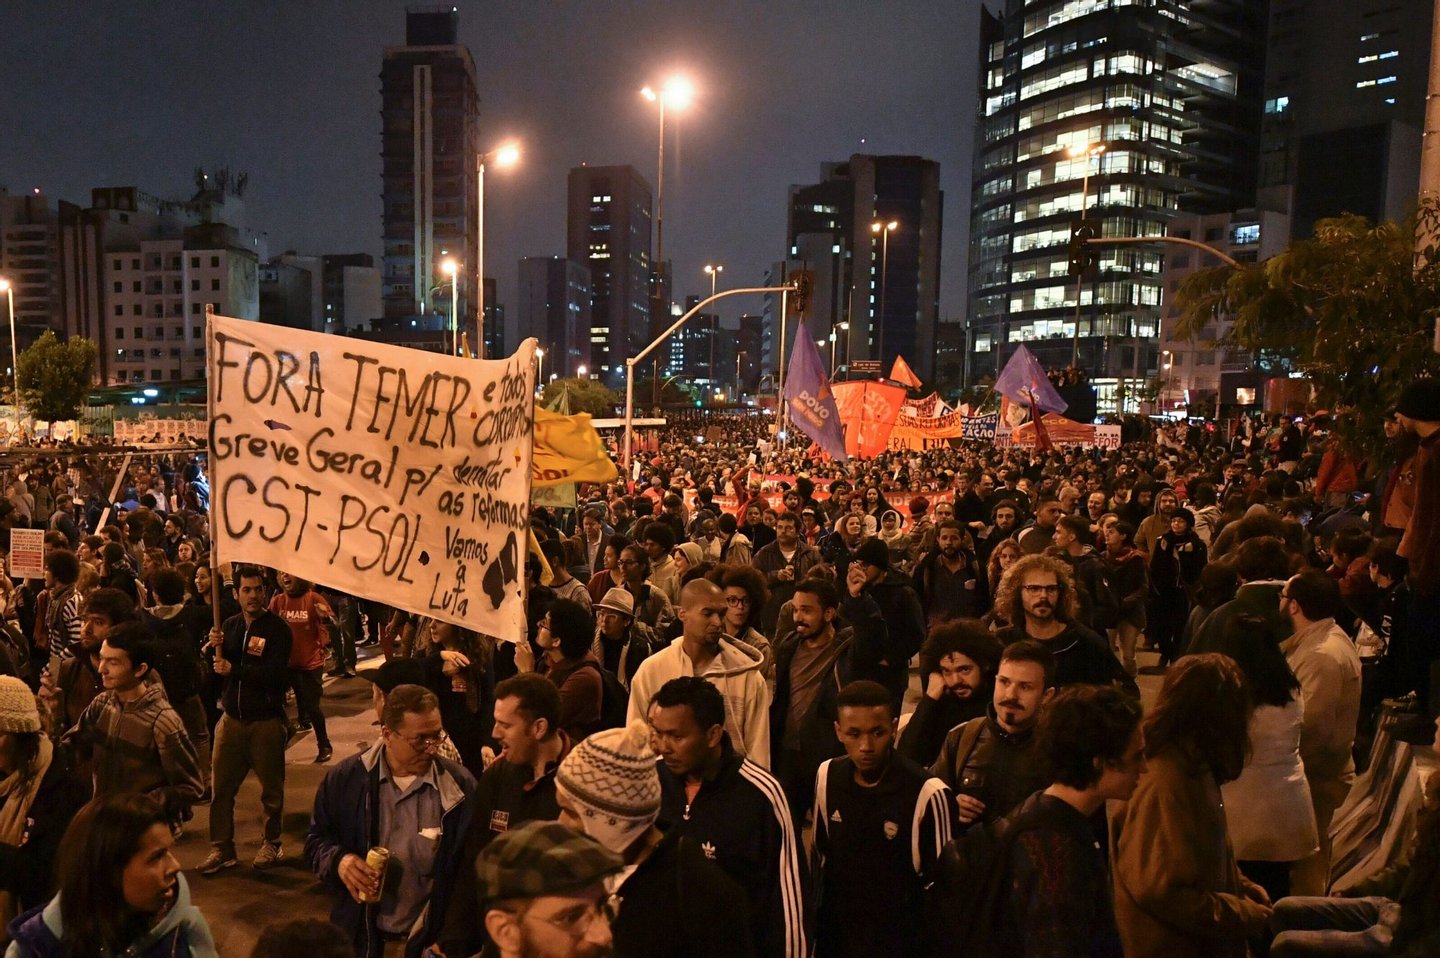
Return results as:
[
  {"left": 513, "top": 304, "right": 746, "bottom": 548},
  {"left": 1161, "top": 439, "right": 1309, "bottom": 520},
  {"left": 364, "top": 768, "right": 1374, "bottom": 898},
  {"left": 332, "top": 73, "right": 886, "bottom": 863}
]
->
[{"left": 532, "top": 408, "right": 618, "bottom": 487}]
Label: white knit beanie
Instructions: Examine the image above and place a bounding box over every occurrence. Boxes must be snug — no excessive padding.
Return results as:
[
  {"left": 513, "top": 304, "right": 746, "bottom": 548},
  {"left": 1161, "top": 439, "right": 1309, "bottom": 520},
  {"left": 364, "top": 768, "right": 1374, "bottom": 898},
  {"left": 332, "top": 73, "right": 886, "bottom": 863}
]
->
[
  {"left": 0, "top": 676, "right": 40, "bottom": 734},
  {"left": 555, "top": 720, "right": 661, "bottom": 855}
]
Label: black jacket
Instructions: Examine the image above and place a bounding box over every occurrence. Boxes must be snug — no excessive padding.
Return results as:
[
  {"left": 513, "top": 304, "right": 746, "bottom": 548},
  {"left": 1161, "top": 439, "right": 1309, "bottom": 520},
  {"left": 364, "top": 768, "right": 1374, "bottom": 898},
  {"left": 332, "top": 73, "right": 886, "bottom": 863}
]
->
[
  {"left": 930, "top": 708, "right": 1049, "bottom": 828},
  {"left": 1002, "top": 623, "right": 1140, "bottom": 698},
  {"left": 612, "top": 830, "right": 757, "bottom": 958},
  {"left": 658, "top": 738, "right": 808, "bottom": 958},
  {"left": 218, "top": 609, "right": 292, "bottom": 722},
  {"left": 911, "top": 548, "right": 987, "bottom": 627},
  {"left": 898, "top": 692, "right": 989, "bottom": 770},
  {"left": 860, "top": 572, "right": 926, "bottom": 699},
  {"left": 0, "top": 750, "right": 87, "bottom": 913}
]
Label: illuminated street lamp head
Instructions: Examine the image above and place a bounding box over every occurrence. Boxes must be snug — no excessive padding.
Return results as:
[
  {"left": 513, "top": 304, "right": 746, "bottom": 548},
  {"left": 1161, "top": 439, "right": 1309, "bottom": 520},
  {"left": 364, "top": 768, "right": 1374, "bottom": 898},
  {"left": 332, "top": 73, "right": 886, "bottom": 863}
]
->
[
  {"left": 0, "top": 279, "right": 9, "bottom": 292},
  {"left": 871, "top": 220, "right": 899, "bottom": 234},
  {"left": 493, "top": 143, "right": 521, "bottom": 168},
  {"left": 440, "top": 259, "right": 458, "bottom": 277},
  {"left": 838, "top": 321, "right": 849, "bottom": 330},
  {"left": 704, "top": 264, "right": 722, "bottom": 275},
  {"left": 536, "top": 347, "right": 545, "bottom": 358},
  {"left": 1066, "top": 143, "right": 1107, "bottom": 158},
  {"left": 641, "top": 76, "right": 695, "bottom": 109},
  {"left": 577, "top": 364, "right": 588, "bottom": 377}
]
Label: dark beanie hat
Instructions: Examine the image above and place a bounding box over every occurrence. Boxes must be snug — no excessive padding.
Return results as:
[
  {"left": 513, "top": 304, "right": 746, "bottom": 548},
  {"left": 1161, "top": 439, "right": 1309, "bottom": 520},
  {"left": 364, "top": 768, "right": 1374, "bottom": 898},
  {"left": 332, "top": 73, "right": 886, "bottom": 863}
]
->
[
  {"left": 854, "top": 538, "right": 892, "bottom": 570},
  {"left": 1397, "top": 380, "right": 1440, "bottom": 423},
  {"left": 1171, "top": 507, "right": 1195, "bottom": 528}
]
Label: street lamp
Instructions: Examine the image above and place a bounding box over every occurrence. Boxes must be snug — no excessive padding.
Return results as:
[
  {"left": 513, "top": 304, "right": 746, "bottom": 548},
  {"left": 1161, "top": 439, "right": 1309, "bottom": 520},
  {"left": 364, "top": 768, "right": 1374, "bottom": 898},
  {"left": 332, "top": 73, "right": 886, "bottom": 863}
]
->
[
  {"left": 871, "top": 220, "right": 898, "bottom": 364},
  {"left": 642, "top": 76, "right": 693, "bottom": 403},
  {"left": 578, "top": 364, "right": 588, "bottom": 379},
  {"left": 440, "top": 259, "right": 459, "bottom": 355},
  {"left": 1067, "top": 142, "right": 1106, "bottom": 367},
  {"left": 476, "top": 141, "right": 520, "bottom": 360},
  {"left": 704, "top": 263, "right": 722, "bottom": 388},
  {"left": 835, "top": 320, "right": 850, "bottom": 378},
  {"left": 536, "top": 347, "right": 545, "bottom": 388},
  {"left": 1161, "top": 349, "right": 1173, "bottom": 412},
  {"left": 0, "top": 279, "right": 14, "bottom": 397},
  {"left": 736, "top": 350, "right": 745, "bottom": 397}
]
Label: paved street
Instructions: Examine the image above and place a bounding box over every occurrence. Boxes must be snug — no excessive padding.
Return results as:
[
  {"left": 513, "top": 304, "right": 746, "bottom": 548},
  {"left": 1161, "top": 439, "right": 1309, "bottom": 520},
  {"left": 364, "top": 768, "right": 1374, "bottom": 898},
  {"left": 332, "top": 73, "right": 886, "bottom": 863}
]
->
[{"left": 177, "top": 662, "right": 381, "bottom": 957}]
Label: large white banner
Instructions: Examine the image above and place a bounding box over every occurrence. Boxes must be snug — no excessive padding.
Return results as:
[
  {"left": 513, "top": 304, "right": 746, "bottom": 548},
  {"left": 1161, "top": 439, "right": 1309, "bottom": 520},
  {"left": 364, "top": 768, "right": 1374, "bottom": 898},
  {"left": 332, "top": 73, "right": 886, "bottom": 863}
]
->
[{"left": 208, "top": 314, "right": 536, "bottom": 639}]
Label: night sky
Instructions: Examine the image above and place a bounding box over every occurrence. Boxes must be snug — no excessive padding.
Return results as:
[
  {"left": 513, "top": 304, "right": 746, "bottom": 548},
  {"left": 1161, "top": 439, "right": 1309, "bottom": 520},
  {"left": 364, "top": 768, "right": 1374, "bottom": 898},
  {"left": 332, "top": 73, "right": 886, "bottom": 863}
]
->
[{"left": 1, "top": 1, "right": 981, "bottom": 336}]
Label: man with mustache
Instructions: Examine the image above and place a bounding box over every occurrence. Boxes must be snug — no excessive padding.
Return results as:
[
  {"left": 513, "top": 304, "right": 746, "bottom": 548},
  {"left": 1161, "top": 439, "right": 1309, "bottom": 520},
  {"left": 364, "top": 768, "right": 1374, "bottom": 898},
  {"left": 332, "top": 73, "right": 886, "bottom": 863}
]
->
[
  {"left": 898, "top": 621, "right": 1003, "bottom": 768},
  {"left": 929, "top": 641, "right": 1056, "bottom": 829}
]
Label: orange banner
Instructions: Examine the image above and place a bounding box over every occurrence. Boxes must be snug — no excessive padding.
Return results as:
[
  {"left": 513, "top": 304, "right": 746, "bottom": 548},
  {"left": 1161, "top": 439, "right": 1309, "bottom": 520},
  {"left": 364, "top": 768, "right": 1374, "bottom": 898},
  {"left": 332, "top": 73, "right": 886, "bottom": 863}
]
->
[{"left": 831, "top": 381, "right": 909, "bottom": 458}]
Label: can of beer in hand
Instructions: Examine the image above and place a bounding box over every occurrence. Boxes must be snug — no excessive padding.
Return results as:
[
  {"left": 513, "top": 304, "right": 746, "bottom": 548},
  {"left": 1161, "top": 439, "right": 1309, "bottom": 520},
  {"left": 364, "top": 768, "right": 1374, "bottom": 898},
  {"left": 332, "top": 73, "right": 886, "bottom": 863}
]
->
[{"left": 361, "top": 847, "right": 390, "bottom": 903}]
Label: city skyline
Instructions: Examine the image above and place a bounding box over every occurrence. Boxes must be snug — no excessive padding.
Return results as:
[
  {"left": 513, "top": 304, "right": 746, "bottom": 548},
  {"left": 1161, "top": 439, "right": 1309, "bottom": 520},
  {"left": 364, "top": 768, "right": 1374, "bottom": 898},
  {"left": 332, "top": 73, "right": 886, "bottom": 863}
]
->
[{"left": 0, "top": 1, "right": 981, "bottom": 345}]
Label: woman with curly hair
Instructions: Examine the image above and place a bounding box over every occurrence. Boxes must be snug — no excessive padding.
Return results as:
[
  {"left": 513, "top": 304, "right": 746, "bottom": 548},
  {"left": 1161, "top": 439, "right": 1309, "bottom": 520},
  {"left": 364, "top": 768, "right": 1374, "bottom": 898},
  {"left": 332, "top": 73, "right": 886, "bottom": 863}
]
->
[
  {"left": 1112, "top": 654, "right": 1271, "bottom": 958},
  {"left": 713, "top": 564, "right": 774, "bottom": 690}
]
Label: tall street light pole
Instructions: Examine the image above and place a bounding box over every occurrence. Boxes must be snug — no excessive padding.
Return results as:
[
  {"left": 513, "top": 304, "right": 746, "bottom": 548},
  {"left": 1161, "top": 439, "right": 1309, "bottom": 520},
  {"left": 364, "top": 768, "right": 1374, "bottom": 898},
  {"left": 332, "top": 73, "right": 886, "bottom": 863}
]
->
[
  {"left": 642, "top": 77, "right": 693, "bottom": 407},
  {"left": 704, "top": 263, "right": 722, "bottom": 393},
  {"left": 0, "top": 280, "right": 14, "bottom": 398},
  {"left": 440, "top": 259, "right": 459, "bottom": 355},
  {"left": 871, "top": 220, "right": 897, "bottom": 368},
  {"left": 475, "top": 142, "right": 520, "bottom": 361},
  {"left": 1067, "top": 142, "right": 1105, "bottom": 368}
]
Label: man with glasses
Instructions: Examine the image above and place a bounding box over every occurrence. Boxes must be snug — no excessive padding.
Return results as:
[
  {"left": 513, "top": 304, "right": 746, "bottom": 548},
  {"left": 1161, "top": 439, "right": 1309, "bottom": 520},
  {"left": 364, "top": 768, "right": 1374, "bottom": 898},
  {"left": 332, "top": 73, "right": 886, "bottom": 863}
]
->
[
  {"left": 306, "top": 683, "right": 477, "bottom": 958},
  {"left": 475, "top": 820, "right": 622, "bottom": 958}
]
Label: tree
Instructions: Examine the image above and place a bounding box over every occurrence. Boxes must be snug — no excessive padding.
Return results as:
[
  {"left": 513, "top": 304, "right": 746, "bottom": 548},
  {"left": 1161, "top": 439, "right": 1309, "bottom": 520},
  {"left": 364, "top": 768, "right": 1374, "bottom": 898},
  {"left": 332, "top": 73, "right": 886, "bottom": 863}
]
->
[
  {"left": 16, "top": 331, "right": 97, "bottom": 424},
  {"left": 540, "top": 377, "right": 618, "bottom": 417},
  {"left": 1173, "top": 203, "right": 1440, "bottom": 454}
]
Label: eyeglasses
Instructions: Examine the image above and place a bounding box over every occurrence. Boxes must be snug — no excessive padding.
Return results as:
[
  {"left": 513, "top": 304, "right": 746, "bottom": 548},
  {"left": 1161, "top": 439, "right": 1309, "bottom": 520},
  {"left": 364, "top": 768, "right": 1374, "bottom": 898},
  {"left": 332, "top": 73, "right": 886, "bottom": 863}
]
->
[
  {"left": 396, "top": 730, "right": 449, "bottom": 751},
  {"left": 527, "top": 893, "right": 622, "bottom": 939},
  {"left": 1021, "top": 584, "right": 1061, "bottom": 596},
  {"left": 725, "top": 596, "right": 751, "bottom": 607},
  {"left": 618, "top": 559, "right": 641, "bottom": 567}
]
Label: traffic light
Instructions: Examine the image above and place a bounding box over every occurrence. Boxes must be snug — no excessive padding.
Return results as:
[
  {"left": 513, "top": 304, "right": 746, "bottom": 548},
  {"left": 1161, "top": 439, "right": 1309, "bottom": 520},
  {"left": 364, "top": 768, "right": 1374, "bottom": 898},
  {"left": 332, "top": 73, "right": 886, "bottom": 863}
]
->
[
  {"left": 787, "top": 270, "right": 813, "bottom": 317},
  {"left": 1067, "top": 219, "right": 1100, "bottom": 278}
]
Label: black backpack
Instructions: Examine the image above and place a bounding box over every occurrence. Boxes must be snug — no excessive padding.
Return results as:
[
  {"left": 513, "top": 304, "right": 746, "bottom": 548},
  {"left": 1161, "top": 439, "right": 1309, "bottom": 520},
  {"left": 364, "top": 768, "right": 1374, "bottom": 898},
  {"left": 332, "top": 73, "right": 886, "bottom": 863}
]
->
[
  {"left": 142, "top": 611, "right": 204, "bottom": 702},
  {"left": 580, "top": 660, "right": 630, "bottom": 732},
  {"left": 925, "top": 797, "right": 1071, "bottom": 958}
]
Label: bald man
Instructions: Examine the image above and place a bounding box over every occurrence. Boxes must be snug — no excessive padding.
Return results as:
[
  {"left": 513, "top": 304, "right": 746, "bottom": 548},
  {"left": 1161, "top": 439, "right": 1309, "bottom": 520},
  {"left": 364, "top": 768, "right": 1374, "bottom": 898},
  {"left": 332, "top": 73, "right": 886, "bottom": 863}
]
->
[{"left": 626, "top": 579, "right": 773, "bottom": 767}]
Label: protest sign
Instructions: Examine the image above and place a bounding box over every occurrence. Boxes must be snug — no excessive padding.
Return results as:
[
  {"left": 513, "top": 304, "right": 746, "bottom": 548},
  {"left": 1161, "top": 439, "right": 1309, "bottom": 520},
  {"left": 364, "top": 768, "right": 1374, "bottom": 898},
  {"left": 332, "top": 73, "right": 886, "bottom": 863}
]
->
[
  {"left": 8, "top": 528, "right": 43, "bottom": 580},
  {"left": 207, "top": 313, "right": 536, "bottom": 639}
]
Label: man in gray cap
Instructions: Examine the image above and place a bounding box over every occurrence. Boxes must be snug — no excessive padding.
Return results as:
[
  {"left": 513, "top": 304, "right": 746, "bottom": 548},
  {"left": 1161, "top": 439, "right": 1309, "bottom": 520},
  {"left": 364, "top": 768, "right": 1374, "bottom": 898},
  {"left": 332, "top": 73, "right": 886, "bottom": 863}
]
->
[
  {"left": 588, "top": 588, "right": 656, "bottom": 690},
  {"left": 475, "top": 820, "right": 621, "bottom": 958}
]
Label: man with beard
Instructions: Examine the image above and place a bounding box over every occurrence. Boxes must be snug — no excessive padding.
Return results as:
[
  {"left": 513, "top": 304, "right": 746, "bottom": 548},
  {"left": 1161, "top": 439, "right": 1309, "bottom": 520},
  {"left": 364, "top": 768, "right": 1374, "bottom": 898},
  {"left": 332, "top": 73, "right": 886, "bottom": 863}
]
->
[
  {"left": 1018, "top": 499, "right": 1066, "bottom": 556},
  {"left": 753, "top": 513, "right": 823, "bottom": 635},
  {"left": 812, "top": 680, "right": 954, "bottom": 958},
  {"left": 995, "top": 555, "right": 1138, "bottom": 696},
  {"left": 976, "top": 499, "right": 1022, "bottom": 567},
  {"left": 474, "top": 820, "right": 622, "bottom": 958},
  {"left": 770, "top": 574, "right": 888, "bottom": 821},
  {"left": 822, "top": 479, "right": 853, "bottom": 527},
  {"left": 1135, "top": 487, "right": 1178, "bottom": 556},
  {"left": 930, "top": 641, "right": 1056, "bottom": 828},
  {"left": 898, "top": 621, "right": 1004, "bottom": 768},
  {"left": 917, "top": 499, "right": 958, "bottom": 555},
  {"left": 912, "top": 520, "right": 987, "bottom": 629}
]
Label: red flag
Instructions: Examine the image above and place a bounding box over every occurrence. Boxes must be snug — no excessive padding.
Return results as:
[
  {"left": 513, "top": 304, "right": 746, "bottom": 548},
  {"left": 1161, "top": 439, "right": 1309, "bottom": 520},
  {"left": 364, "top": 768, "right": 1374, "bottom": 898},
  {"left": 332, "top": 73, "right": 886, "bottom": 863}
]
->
[
  {"left": 889, "top": 355, "right": 923, "bottom": 389},
  {"left": 1029, "top": 397, "right": 1054, "bottom": 452}
]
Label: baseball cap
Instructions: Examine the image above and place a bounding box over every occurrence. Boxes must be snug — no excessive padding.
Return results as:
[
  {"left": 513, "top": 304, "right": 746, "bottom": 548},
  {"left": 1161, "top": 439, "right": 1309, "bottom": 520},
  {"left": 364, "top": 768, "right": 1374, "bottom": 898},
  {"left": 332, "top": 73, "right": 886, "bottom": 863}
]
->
[{"left": 359, "top": 658, "right": 426, "bottom": 693}]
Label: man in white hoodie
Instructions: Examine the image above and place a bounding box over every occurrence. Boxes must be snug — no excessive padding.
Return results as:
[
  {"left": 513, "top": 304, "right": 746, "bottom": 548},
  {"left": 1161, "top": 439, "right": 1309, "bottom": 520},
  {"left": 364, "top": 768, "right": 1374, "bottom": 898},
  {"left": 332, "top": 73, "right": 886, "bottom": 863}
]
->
[
  {"left": 626, "top": 579, "right": 771, "bottom": 768},
  {"left": 1281, "top": 570, "right": 1362, "bottom": 896}
]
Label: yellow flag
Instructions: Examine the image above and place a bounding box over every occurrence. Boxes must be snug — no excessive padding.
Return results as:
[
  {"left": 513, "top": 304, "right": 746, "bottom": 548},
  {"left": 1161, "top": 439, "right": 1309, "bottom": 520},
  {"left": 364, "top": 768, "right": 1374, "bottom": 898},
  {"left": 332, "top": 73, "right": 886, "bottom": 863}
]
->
[{"left": 532, "top": 407, "right": 619, "bottom": 487}]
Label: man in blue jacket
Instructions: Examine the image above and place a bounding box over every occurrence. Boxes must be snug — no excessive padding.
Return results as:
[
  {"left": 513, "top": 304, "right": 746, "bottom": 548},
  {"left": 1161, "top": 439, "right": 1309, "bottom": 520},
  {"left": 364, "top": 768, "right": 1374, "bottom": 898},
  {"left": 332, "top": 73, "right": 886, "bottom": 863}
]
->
[{"left": 305, "top": 684, "right": 476, "bottom": 958}]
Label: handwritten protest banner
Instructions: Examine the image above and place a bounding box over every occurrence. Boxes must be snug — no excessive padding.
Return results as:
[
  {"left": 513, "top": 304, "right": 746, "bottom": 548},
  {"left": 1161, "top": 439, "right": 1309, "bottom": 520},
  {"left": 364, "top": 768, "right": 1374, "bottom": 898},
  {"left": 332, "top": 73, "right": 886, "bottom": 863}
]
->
[{"left": 207, "top": 313, "right": 536, "bottom": 639}]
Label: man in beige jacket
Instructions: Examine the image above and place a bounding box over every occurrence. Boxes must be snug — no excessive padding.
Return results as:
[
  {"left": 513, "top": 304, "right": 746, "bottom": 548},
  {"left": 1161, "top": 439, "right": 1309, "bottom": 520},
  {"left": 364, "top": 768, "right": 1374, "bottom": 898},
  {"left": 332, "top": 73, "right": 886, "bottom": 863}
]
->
[{"left": 1281, "top": 570, "right": 1362, "bottom": 896}]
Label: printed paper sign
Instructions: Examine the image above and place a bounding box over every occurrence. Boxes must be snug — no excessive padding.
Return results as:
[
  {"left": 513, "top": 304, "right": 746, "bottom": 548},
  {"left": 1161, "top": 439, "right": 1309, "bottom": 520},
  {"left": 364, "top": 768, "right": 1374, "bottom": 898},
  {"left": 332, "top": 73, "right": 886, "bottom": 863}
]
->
[
  {"left": 207, "top": 313, "right": 536, "bottom": 639},
  {"left": 9, "top": 528, "right": 44, "bottom": 580}
]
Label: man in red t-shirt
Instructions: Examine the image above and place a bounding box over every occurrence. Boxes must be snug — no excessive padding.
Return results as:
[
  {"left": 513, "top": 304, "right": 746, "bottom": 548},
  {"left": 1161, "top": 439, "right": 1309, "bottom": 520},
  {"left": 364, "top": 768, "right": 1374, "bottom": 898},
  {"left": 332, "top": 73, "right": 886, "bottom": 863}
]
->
[{"left": 269, "top": 573, "right": 335, "bottom": 762}]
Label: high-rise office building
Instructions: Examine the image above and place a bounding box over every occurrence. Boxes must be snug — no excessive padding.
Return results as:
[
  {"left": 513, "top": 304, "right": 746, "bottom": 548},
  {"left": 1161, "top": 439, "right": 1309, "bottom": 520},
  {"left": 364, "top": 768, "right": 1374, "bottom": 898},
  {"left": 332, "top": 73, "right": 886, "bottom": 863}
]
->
[
  {"left": 1258, "top": 0, "right": 1432, "bottom": 240},
  {"left": 666, "top": 295, "right": 720, "bottom": 386},
  {"left": 736, "top": 314, "right": 763, "bottom": 395},
  {"left": 566, "top": 165, "right": 652, "bottom": 384},
  {"left": 517, "top": 256, "right": 591, "bottom": 379},
  {"left": 788, "top": 155, "right": 943, "bottom": 383},
  {"left": 380, "top": 6, "right": 479, "bottom": 339},
  {"left": 0, "top": 188, "right": 60, "bottom": 355},
  {"left": 322, "top": 254, "right": 381, "bottom": 333},
  {"left": 967, "top": 0, "right": 1265, "bottom": 413}
]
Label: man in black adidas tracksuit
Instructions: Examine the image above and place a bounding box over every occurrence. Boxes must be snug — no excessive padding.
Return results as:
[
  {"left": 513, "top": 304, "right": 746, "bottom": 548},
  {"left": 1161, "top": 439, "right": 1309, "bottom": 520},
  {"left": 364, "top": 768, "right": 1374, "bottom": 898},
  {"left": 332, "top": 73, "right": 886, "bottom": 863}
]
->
[
  {"left": 813, "top": 680, "right": 954, "bottom": 958},
  {"left": 651, "top": 676, "right": 808, "bottom": 958}
]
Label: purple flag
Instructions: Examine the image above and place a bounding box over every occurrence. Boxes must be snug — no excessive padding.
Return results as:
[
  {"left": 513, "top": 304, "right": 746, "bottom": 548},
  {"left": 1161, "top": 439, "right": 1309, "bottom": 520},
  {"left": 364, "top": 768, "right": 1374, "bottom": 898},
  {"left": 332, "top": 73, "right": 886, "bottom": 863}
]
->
[
  {"left": 993, "top": 344, "right": 1068, "bottom": 414},
  {"left": 783, "top": 319, "right": 848, "bottom": 461}
]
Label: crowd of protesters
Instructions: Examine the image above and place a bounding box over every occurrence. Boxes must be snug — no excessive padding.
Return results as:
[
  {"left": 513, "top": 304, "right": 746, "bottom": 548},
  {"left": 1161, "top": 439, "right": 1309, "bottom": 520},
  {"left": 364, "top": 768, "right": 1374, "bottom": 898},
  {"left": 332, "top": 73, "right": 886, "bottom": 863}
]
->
[{"left": 0, "top": 375, "right": 1431, "bottom": 956}]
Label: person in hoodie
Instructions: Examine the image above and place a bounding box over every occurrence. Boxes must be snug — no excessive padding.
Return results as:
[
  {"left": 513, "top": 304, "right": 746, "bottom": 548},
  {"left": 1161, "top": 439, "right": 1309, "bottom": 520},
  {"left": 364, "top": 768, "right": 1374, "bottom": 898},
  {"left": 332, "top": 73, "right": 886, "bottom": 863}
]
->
[
  {"left": 626, "top": 579, "right": 771, "bottom": 767},
  {"left": 1146, "top": 507, "right": 1208, "bottom": 671},
  {"left": 60, "top": 622, "right": 205, "bottom": 834},
  {"left": 6, "top": 792, "right": 218, "bottom": 958},
  {"left": 898, "top": 620, "right": 1003, "bottom": 768},
  {"left": 557, "top": 717, "right": 758, "bottom": 958},
  {"left": 649, "top": 677, "right": 799, "bottom": 958},
  {"left": 1188, "top": 481, "right": 1223, "bottom": 548},
  {"left": 994, "top": 555, "right": 1139, "bottom": 697},
  {"left": 770, "top": 572, "right": 889, "bottom": 820}
]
